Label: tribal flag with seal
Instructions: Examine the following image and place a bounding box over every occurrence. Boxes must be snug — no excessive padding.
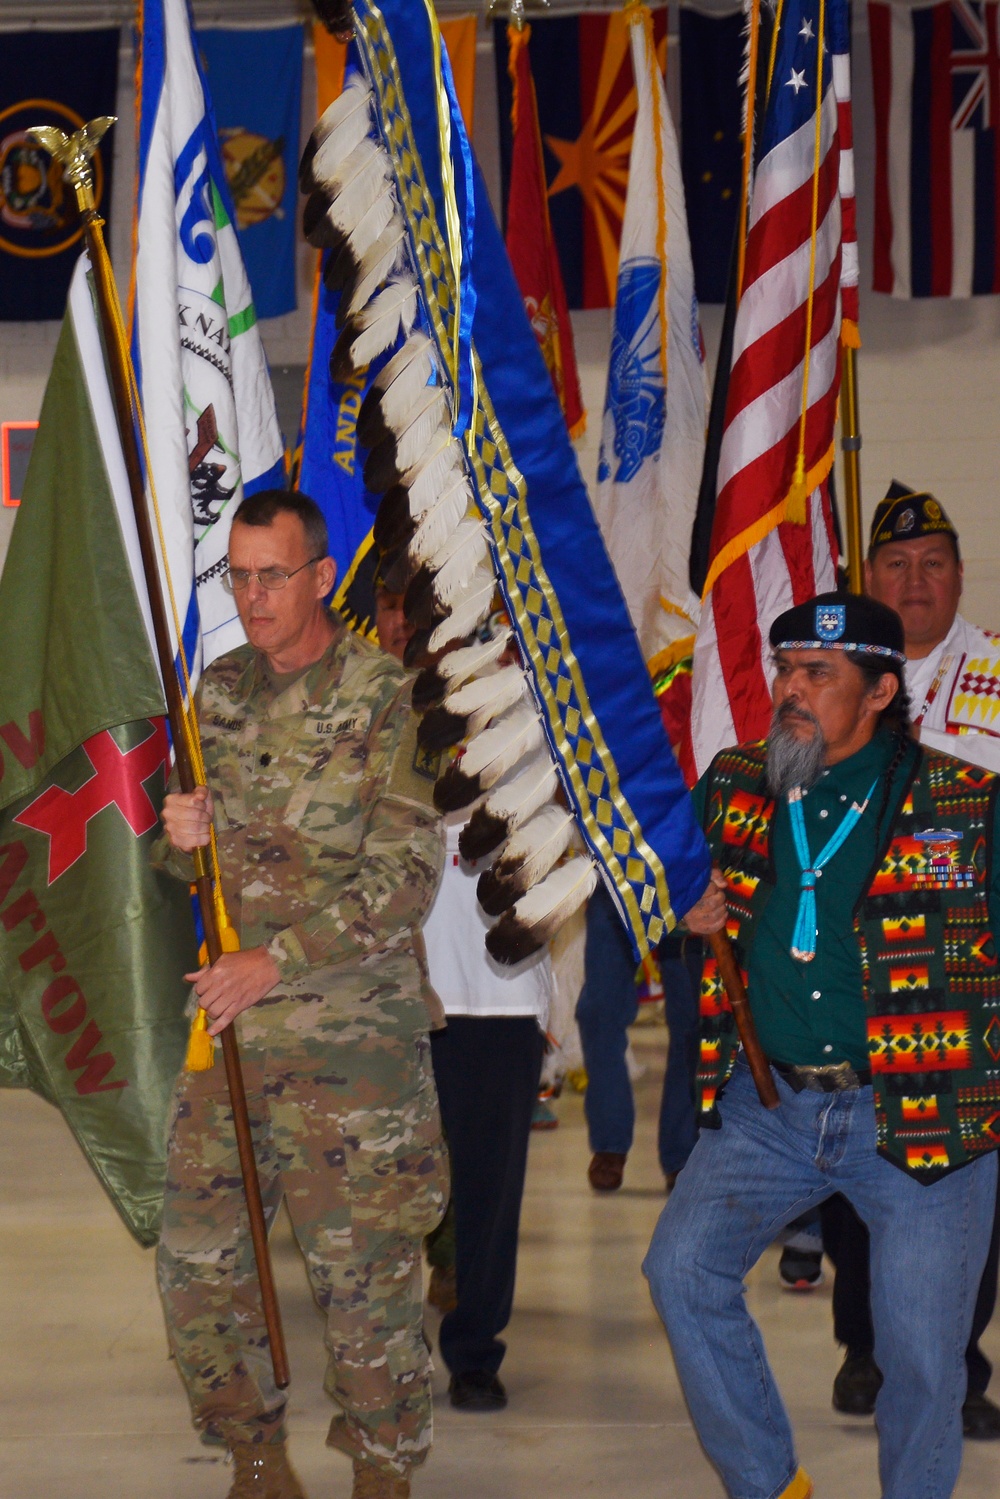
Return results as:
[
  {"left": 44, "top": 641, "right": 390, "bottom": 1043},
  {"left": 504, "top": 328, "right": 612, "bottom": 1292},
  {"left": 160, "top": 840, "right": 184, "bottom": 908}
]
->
[
  {"left": 870, "top": 0, "right": 1000, "bottom": 297},
  {"left": 690, "top": 0, "right": 856, "bottom": 774},
  {"left": 0, "top": 29, "right": 119, "bottom": 321},
  {"left": 132, "top": 0, "right": 285, "bottom": 685},
  {"left": 0, "top": 257, "right": 197, "bottom": 1246},
  {"left": 593, "top": 2, "right": 707, "bottom": 786}
]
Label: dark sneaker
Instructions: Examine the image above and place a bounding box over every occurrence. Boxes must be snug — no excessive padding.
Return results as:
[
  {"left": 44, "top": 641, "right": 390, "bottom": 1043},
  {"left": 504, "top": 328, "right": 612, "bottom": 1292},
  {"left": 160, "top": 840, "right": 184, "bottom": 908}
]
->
[
  {"left": 832, "top": 1350, "right": 883, "bottom": 1416},
  {"left": 449, "top": 1369, "right": 508, "bottom": 1411},
  {"left": 962, "top": 1390, "right": 1000, "bottom": 1440},
  {"left": 778, "top": 1245, "right": 824, "bottom": 1290},
  {"left": 587, "top": 1151, "right": 627, "bottom": 1191}
]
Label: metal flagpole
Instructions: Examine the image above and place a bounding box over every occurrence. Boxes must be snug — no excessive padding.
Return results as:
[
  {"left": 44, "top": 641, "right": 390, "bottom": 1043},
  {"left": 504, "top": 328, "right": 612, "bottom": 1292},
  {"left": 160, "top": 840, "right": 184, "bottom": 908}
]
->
[
  {"left": 841, "top": 344, "right": 864, "bottom": 595},
  {"left": 28, "top": 118, "right": 290, "bottom": 1389}
]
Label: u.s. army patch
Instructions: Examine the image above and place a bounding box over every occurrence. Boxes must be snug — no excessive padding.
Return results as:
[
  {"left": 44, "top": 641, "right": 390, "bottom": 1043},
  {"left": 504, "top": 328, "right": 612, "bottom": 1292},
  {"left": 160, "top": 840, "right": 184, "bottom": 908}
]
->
[{"left": 386, "top": 709, "right": 441, "bottom": 809}]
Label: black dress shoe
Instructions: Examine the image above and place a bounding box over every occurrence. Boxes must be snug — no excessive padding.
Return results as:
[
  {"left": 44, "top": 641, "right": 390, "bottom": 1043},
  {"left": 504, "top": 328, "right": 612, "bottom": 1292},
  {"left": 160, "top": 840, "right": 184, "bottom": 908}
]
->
[
  {"left": 963, "top": 1390, "right": 1000, "bottom": 1439},
  {"left": 448, "top": 1370, "right": 508, "bottom": 1411},
  {"left": 832, "top": 1350, "right": 883, "bottom": 1415}
]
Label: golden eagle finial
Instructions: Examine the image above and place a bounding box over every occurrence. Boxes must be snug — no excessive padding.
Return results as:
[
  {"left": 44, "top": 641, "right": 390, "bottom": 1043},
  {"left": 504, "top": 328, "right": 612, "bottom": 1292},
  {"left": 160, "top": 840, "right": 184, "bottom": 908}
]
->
[{"left": 25, "top": 116, "right": 116, "bottom": 211}]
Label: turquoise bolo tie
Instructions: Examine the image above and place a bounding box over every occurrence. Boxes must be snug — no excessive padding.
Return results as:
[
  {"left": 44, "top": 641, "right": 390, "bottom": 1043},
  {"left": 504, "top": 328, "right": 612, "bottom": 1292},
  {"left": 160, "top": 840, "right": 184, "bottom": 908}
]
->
[{"left": 787, "top": 778, "right": 878, "bottom": 962}]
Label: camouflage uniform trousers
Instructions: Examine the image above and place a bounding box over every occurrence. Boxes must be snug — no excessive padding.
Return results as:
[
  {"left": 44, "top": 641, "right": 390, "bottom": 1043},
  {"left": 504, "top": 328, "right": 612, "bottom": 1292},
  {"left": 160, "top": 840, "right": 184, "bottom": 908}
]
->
[{"left": 156, "top": 1015, "right": 448, "bottom": 1474}]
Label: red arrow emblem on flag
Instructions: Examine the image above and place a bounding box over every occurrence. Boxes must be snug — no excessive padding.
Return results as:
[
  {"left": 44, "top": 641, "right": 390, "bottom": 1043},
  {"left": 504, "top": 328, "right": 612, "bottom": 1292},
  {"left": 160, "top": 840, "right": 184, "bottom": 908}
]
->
[{"left": 14, "top": 721, "right": 169, "bottom": 884}]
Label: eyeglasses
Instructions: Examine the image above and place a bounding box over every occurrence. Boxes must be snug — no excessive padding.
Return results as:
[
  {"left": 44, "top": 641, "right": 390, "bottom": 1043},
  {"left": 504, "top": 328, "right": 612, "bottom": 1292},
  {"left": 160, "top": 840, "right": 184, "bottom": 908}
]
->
[{"left": 222, "top": 557, "right": 324, "bottom": 593}]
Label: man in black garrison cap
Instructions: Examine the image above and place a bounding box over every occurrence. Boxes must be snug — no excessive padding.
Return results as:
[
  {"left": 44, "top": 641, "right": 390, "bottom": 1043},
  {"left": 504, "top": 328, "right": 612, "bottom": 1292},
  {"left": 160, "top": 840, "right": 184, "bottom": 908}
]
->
[
  {"left": 814, "top": 484, "right": 1000, "bottom": 1439},
  {"left": 641, "top": 590, "right": 1000, "bottom": 1499}
]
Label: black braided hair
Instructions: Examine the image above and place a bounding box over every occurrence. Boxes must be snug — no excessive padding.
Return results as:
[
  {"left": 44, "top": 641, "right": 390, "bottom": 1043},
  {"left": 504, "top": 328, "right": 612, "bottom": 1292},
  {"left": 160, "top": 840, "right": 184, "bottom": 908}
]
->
[{"left": 845, "top": 652, "right": 914, "bottom": 835}]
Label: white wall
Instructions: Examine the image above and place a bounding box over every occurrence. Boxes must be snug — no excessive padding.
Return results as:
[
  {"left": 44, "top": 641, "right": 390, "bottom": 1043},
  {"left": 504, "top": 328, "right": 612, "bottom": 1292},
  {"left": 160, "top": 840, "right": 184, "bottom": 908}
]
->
[{"left": 3, "top": 7, "right": 1000, "bottom": 632}]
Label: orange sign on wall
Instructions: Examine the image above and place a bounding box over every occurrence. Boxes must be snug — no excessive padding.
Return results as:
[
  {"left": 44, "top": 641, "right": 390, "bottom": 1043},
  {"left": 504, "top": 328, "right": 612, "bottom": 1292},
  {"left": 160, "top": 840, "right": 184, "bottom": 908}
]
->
[{"left": 1, "top": 421, "right": 38, "bottom": 507}]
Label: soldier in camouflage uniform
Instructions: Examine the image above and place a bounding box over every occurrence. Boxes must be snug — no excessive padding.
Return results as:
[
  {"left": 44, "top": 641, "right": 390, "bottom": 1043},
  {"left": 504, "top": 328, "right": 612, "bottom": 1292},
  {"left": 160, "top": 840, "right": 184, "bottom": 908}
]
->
[{"left": 152, "top": 491, "right": 447, "bottom": 1499}]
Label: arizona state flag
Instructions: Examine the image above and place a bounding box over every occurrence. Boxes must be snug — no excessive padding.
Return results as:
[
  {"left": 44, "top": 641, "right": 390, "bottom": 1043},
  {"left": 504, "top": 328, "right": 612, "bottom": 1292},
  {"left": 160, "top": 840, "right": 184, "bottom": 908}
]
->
[
  {"left": 0, "top": 30, "right": 119, "bottom": 321},
  {"left": 0, "top": 259, "right": 196, "bottom": 1244},
  {"left": 505, "top": 24, "right": 585, "bottom": 437},
  {"left": 494, "top": 7, "right": 667, "bottom": 309}
]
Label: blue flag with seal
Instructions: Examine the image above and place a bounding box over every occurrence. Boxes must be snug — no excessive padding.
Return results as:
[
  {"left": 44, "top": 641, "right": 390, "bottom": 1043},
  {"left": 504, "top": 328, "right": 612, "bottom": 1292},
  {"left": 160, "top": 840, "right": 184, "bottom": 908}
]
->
[
  {"left": 0, "top": 29, "right": 119, "bottom": 321},
  {"left": 196, "top": 26, "right": 303, "bottom": 320}
]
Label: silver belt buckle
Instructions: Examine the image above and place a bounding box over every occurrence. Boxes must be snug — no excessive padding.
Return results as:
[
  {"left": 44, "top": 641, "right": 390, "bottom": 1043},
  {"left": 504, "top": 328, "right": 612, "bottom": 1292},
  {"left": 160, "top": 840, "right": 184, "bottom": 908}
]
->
[{"left": 794, "top": 1061, "right": 861, "bottom": 1093}]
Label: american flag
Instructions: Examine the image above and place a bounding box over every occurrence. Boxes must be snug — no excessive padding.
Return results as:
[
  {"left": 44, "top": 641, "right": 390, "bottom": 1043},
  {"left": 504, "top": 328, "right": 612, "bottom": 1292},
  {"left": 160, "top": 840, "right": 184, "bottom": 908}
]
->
[{"left": 690, "top": 0, "right": 855, "bottom": 774}]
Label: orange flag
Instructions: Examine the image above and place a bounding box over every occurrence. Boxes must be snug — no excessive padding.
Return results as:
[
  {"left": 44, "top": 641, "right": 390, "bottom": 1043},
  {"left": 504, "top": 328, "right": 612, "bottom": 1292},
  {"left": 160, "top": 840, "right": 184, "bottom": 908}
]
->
[
  {"left": 505, "top": 25, "right": 585, "bottom": 437},
  {"left": 314, "top": 16, "right": 476, "bottom": 127}
]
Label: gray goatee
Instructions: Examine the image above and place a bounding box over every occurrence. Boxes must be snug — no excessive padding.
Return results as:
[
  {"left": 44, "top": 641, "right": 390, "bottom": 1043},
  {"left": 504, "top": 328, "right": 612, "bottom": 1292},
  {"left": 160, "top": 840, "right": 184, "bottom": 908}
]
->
[{"left": 765, "top": 705, "right": 827, "bottom": 797}]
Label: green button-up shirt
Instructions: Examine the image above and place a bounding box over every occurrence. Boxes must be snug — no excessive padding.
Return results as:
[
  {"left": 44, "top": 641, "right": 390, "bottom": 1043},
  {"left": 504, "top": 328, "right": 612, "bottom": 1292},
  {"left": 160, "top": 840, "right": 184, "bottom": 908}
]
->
[{"left": 694, "top": 730, "right": 894, "bottom": 1071}]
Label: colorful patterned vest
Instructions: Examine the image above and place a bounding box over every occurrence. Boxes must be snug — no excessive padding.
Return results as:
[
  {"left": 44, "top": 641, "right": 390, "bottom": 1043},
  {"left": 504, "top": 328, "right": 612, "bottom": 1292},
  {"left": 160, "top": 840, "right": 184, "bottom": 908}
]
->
[{"left": 698, "top": 740, "right": 1000, "bottom": 1180}]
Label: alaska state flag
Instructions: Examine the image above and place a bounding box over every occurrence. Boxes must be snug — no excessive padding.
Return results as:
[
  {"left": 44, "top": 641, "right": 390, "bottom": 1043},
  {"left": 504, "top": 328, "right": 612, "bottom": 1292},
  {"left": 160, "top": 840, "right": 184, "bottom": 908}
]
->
[
  {"left": 871, "top": 0, "right": 1000, "bottom": 296},
  {"left": 494, "top": 7, "right": 667, "bottom": 309},
  {"left": 197, "top": 26, "right": 304, "bottom": 319},
  {"left": 678, "top": 5, "right": 744, "bottom": 304}
]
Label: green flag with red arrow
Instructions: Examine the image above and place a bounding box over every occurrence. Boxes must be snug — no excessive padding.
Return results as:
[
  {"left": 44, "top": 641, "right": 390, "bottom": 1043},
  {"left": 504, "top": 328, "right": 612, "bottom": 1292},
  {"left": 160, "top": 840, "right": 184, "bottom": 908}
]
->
[{"left": 0, "top": 257, "right": 196, "bottom": 1246}]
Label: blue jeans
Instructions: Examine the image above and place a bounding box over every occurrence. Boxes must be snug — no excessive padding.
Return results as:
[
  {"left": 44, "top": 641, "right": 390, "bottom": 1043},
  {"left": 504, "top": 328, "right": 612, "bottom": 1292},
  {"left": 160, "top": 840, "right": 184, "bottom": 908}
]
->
[
  {"left": 575, "top": 883, "right": 701, "bottom": 1174},
  {"left": 643, "top": 1059, "right": 997, "bottom": 1499}
]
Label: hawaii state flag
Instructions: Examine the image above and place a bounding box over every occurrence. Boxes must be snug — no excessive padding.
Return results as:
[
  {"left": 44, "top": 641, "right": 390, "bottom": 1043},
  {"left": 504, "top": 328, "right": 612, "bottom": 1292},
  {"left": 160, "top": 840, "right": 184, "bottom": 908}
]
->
[
  {"left": 505, "top": 23, "right": 585, "bottom": 437},
  {"left": 870, "top": 0, "right": 1000, "bottom": 296},
  {"left": 0, "top": 258, "right": 197, "bottom": 1245},
  {"left": 494, "top": 7, "right": 667, "bottom": 309},
  {"left": 132, "top": 0, "right": 285, "bottom": 688}
]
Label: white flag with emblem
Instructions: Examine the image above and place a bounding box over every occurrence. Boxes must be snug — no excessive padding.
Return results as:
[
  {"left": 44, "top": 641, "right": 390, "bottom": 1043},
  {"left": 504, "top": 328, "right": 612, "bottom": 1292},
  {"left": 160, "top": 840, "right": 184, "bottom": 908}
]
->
[
  {"left": 131, "top": 0, "right": 285, "bottom": 685},
  {"left": 593, "top": 5, "right": 707, "bottom": 676}
]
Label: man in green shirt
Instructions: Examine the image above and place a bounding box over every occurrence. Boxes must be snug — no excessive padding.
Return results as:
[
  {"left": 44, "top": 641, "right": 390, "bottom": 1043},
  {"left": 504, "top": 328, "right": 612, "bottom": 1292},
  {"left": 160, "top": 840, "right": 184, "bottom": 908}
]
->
[{"left": 643, "top": 591, "right": 1000, "bottom": 1499}]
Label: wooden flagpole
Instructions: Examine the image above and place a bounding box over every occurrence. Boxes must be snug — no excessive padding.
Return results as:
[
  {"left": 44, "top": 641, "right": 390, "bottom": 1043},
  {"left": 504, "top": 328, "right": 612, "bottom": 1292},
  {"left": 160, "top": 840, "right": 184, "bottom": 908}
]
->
[{"left": 29, "top": 118, "right": 290, "bottom": 1389}]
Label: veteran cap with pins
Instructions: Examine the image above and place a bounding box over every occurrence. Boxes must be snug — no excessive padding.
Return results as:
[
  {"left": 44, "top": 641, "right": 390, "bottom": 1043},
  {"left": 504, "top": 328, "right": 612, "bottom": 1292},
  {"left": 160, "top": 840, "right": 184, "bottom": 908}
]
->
[
  {"left": 868, "top": 479, "right": 960, "bottom": 556},
  {"left": 770, "top": 590, "right": 906, "bottom": 665}
]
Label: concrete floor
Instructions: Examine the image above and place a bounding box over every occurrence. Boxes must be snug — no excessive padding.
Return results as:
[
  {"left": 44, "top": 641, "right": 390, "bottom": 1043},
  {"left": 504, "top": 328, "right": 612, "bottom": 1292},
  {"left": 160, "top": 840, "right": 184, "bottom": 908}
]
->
[{"left": 1, "top": 1024, "right": 997, "bottom": 1499}]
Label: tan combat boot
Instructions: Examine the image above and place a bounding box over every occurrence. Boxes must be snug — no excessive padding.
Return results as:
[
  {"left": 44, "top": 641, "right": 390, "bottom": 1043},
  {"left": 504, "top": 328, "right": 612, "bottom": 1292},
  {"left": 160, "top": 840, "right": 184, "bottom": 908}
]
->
[
  {"left": 351, "top": 1458, "right": 411, "bottom": 1499},
  {"left": 226, "top": 1443, "right": 308, "bottom": 1499}
]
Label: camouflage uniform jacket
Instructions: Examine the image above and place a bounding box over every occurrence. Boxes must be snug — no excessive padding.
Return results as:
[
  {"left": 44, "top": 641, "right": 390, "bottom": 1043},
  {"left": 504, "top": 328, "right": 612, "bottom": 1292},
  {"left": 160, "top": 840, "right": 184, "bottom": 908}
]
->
[{"left": 152, "top": 621, "right": 445, "bottom": 1044}]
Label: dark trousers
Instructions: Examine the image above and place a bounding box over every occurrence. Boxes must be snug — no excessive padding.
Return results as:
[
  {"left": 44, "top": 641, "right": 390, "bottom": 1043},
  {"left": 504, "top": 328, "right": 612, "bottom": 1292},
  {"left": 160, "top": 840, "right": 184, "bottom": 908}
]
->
[
  {"left": 821, "top": 1174, "right": 1000, "bottom": 1396},
  {"left": 430, "top": 1015, "right": 545, "bottom": 1377},
  {"left": 575, "top": 881, "right": 702, "bottom": 1175}
]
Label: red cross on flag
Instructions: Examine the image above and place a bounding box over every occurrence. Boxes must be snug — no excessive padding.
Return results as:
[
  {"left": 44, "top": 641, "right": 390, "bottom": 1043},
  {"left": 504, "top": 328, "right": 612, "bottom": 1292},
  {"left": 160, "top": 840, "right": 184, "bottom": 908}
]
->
[{"left": 0, "top": 258, "right": 196, "bottom": 1246}]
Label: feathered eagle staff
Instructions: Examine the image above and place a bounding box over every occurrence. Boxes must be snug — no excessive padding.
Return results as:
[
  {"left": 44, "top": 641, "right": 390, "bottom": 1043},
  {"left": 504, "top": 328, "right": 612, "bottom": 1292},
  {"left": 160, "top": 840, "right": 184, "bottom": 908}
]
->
[{"left": 303, "top": 0, "right": 710, "bottom": 967}]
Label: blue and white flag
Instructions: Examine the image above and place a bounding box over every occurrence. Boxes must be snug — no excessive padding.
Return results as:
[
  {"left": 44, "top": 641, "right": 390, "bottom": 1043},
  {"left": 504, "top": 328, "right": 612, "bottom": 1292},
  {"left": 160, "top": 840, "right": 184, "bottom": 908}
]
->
[
  {"left": 593, "top": 5, "right": 707, "bottom": 674},
  {"left": 132, "top": 0, "right": 285, "bottom": 682}
]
